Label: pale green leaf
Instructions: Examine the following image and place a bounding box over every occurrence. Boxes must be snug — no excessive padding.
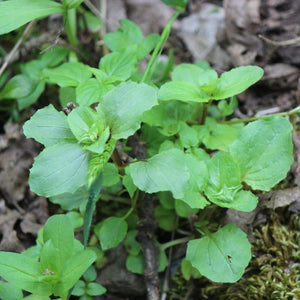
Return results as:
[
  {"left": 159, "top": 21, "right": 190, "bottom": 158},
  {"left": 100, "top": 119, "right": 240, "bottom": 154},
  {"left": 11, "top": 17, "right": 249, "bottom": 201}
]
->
[
  {"left": 0, "top": 0, "right": 63, "bottom": 35},
  {"left": 76, "top": 79, "right": 103, "bottom": 106},
  {"left": 126, "top": 149, "right": 190, "bottom": 198},
  {"left": 213, "top": 66, "right": 264, "bottom": 100},
  {"left": 23, "top": 104, "right": 74, "bottom": 147},
  {"left": 43, "top": 62, "right": 92, "bottom": 87},
  {"left": 29, "top": 142, "right": 88, "bottom": 197},
  {"left": 86, "top": 282, "right": 106, "bottom": 296},
  {"left": 229, "top": 116, "right": 293, "bottom": 191},
  {"left": 0, "top": 282, "right": 23, "bottom": 300},
  {"left": 186, "top": 223, "right": 251, "bottom": 282},
  {"left": 99, "top": 81, "right": 158, "bottom": 139},
  {"left": 159, "top": 81, "right": 209, "bottom": 102}
]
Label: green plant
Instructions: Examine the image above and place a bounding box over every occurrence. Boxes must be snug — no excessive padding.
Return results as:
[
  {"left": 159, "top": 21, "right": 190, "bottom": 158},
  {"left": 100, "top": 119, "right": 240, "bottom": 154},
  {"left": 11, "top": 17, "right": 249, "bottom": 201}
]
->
[{"left": 0, "top": 0, "right": 298, "bottom": 298}]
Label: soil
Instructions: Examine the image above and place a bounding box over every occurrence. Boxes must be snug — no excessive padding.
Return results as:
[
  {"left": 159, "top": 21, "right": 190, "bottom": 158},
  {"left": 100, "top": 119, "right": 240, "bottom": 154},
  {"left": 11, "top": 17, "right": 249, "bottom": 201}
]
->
[{"left": 0, "top": 0, "right": 300, "bottom": 299}]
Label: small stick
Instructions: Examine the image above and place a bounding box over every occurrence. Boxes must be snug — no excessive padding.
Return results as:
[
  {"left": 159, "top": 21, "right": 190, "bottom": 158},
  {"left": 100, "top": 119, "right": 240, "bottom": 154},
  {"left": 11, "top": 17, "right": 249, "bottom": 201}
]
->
[
  {"left": 258, "top": 34, "right": 300, "bottom": 47},
  {"left": 0, "top": 20, "right": 36, "bottom": 77}
]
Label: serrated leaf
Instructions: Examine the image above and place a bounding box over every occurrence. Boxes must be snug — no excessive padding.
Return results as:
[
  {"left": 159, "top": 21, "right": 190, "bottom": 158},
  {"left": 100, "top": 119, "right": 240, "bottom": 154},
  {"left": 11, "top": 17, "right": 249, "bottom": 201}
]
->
[
  {"left": 126, "top": 149, "right": 190, "bottom": 198},
  {"left": 229, "top": 116, "right": 293, "bottom": 191},
  {"left": 23, "top": 104, "right": 74, "bottom": 147},
  {"left": 96, "top": 217, "right": 128, "bottom": 250},
  {"left": 186, "top": 223, "right": 251, "bottom": 282},
  {"left": 99, "top": 81, "right": 157, "bottom": 139},
  {"left": 43, "top": 62, "right": 92, "bottom": 87},
  {"left": 0, "top": 0, "right": 63, "bottom": 35},
  {"left": 159, "top": 81, "right": 209, "bottom": 103},
  {"left": 212, "top": 66, "right": 264, "bottom": 100},
  {"left": 29, "top": 142, "right": 88, "bottom": 197},
  {"left": 0, "top": 252, "right": 52, "bottom": 296}
]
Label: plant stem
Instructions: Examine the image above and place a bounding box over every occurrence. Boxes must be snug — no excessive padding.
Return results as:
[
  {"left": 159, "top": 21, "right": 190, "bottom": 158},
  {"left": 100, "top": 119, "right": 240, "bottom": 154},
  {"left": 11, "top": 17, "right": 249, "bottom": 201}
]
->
[
  {"left": 141, "top": 11, "right": 180, "bottom": 83},
  {"left": 122, "top": 189, "right": 139, "bottom": 219},
  {"left": 222, "top": 106, "right": 300, "bottom": 124},
  {"left": 160, "top": 236, "right": 190, "bottom": 252}
]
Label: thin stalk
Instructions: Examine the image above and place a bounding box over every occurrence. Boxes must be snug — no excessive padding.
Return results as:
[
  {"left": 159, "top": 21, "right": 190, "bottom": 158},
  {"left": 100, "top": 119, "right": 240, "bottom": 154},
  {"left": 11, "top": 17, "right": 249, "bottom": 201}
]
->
[
  {"left": 122, "top": 189, "right": 139, "bottom": 220},
  {"left": 223, "top": 106, "right": 300, "bottom": 125},
  {"left": 160, "top": 236, "right": 190, "bottom": 252},
  {"left": 141, "top": 11, "right": 180, "bottom": 83}
]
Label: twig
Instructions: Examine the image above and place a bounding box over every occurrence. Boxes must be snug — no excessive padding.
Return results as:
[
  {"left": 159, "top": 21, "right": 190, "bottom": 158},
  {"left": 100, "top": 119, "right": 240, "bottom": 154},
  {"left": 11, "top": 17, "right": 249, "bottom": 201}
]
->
[
  {"left": 0, "top": 20, "right": 36, "bottom": 78},
  {"left": 258, "top": 34, "right": 300, "bottom": 47}
]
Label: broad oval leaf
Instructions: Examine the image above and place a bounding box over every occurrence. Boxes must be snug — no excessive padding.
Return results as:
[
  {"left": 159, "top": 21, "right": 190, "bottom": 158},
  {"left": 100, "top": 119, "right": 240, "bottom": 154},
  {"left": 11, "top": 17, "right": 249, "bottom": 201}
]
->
[
  {"left": 43, "top": 62, "right": 92, "bottom": 87},
  {"left": 23, "top": 104, "right": 74, "bottom": 147},
  {"left": 159, "top": 81, "right": 209, "bottom": 103},
  {"left": 229, "top": 116, "right": 293, "bottom": 191},
  {"left": 99, "top": 81, "right": 158, "bottom": 139},
  {"left": 186, "top": 223, "right": 251, "bottom": 282},
  {"left": 29, "top": 142, "right": 88, "bottom": 197},
  {"left": 0, "top": 252, "right": 52, "bottom": 296},
  {"left": 126, "top": 149, "right": 190, "bottom": 198},
  {"left": 0, "top": 0, "right": 63, "bottom": 35},
  {"left": 95, "top": 217, "right": 128, "bottom": 250},
  {"left": 212, "top": 66, "right": 263, "bottom": 100}
]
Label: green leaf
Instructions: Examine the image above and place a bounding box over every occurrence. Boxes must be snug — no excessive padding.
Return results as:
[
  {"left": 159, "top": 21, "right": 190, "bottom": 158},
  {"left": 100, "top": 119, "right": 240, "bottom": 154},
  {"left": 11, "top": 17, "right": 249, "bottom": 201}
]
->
[
  {"left": 125, "top": 230, "right": 141, "bottom": 256},
  {"left": 67, "top": 106, "right": 104, "bottom": 144},
  {"left": 0, "top": 252, "right": 52, "bottom": 296},
  {"left": 23, "top": 104, "right": 74, "bottom": 147},
  {"left": 159, "top": 81, "right": 209, "bottom": 103},
  {"left": 178, "top": 122, "right": 199, "bottom": 148},
  {"left": 99, "top": 81, "right": 158, "bottom": 139},
  {"left": 126, "top": 149, "right": 190, "bottom": 198},
  {"left": 42, "top": 215, "right": 74, "bottom": 274},
  {"left": 155, "top": 205, "right": 176, "bottom": 231},
  {"left": 181, "top": 258, "right": 201, "bottom": 280},
  {"left": 161, "top": 0, "right": 187, "bottom": 9},
  {"left": 136, "top": 33, "right": 160, "bottom": 60},
  {"left": 99, "top": 50, "right": 137, "bottom": 81},
  {"left": 212, "top": 66, "right": 264, "bottom": 100},
  {"left": 229, "top": 116, "right": 293, "bottom": 191},
  {"left": 96, "top": 217, "right": 128, "bottom": 250},
  {"left": 50, "top": 186, "right": 89, "bottom": 210},
  {"left": 0, "top": 0, "right": 63, "bottom": 35},
  {"left": 0, "top": 74, "right": 34, "bottom": 100},
  {"left": 83, "top": 266, "right": 97, "bottom": 282},
  {"left": 76, "top": 79, "right": 104, "bottom": 106},
  {"left": 204, "top": 152, "right": 257, "bottom": 212},
  {"left": 102, "top": 163, "right": 120, "bottom": 187},
  {"left": 66, "top": 211, "right": 84, "bottom": 229},
  {"left": 64, "top": 0, "right": 85, "bottom": 9},
  {"left": 18, "top": 80, "right": 45, "bottom": 110},
  {"left": 84, "top": 172, "right": 103, "bottom": 248},
  {"left": 126, "top": 253, "right": 145, "bottom": 274},
  {"left": 175, "top": 199, "right": 198, "bottom": 217},
  {"left": 43, "top": 62, "right": 92, "bottom": 87},
  {"left": 0, "top": 282, "right": 23, "bottom": 300},
  {"left": 72, "top": 280, "right": 85, "bottom": 296},
  {"left": 186, "top": 223, "right": 251, "bottom": 282},
  {"left": 53, "top": 249, "right": 97, "bottom": 297},
  {"left": 172, "top": 63, "right": 206, "bottom": 85},
  {"left": 29, "top": 141, "right": 88, "bottom": 197},
  {"left": 86, "top": 282, "right": 106, "bottom": 296}
]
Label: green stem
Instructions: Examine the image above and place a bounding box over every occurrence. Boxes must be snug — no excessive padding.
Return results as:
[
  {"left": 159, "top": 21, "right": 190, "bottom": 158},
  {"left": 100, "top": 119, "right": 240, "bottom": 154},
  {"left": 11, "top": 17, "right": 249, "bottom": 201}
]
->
[
  {"left": 160, "top": 236, "right": 190, "bottom": 252},
  {"left": 222, "top": 106, "right": 300, "bottom": 125},
  {"left": 141, "top": 11, "right": 180, "bottom": 83},
  {"left": 122, "top": 189, "right": 139, "bottom": 220}
]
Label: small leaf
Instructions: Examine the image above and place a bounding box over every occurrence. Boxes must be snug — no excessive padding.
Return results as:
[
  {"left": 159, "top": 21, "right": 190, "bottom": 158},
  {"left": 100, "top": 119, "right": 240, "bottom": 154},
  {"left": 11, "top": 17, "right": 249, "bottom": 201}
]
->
[
  {"left": 186, "top": 223, "right": 251, "bottom": 282},
  {"left": 71, "top": 280, "right": 85, "bottom": 296},
  {"left": 18, "top": 80, "right": 45, "bottom": 110},
  {"left": 126, "top": 149, "right": 190, "bottom": 199},
  {"left": 213, "top": 66, "right": 264, "bottom": 100},
  {"left": 229, "top": 116, "right": 293, "bottom": 191},
  {"left": 29, "top": 141, "right": 88, "bottom": 197},
  {"left": 96, "top": 217, "right": 128, "bottom": 250},
  {"left": 86, "top": 282, "right": 106, "bottom": 296},
  {"left": 161, "top": 0, "right": 187, "bottom": 9},
  {"left": 155, "top": 205, "right": 176, "bottom": 231},
  {"left": 0, "top": 0, "right": 63, "bottom": 35},
  {"left": 23, "top": 104, "right": 74, "bottom": 147},
  {"left": 126, "top": 253, "right": 145, "bottom": 274},
  {"left": 43, "top": 62, "right": 92, "bottom": 87},
  {"left": 99, "top": 81, "right": 158, "bottom": 139}
]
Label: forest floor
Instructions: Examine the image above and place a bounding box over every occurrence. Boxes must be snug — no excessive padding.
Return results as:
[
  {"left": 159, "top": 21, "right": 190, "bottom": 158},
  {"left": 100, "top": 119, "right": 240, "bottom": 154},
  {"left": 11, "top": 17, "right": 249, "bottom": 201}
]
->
[{"left": 0, "top": 0, "right": 300, "bottom": 299}]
